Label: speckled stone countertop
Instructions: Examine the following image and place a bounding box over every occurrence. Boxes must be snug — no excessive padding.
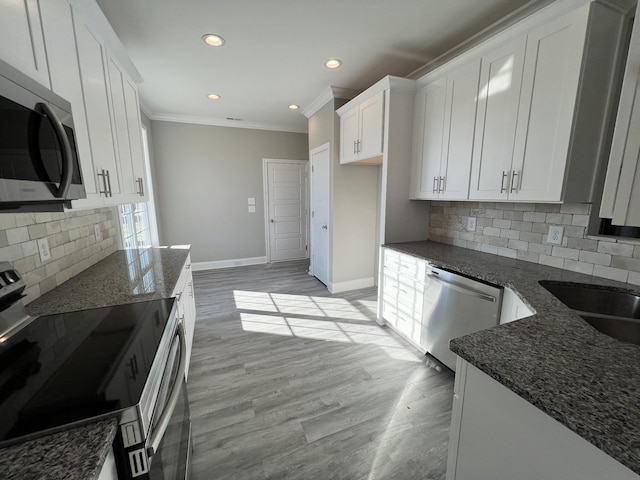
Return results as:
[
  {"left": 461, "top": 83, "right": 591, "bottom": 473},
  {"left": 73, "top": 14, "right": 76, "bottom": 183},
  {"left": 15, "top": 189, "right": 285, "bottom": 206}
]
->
[
  {"left": 386, "top": 241, "right": 640, "bottom": 475},
  {"left": 0, "top": 247, "right": 191, "bottom": 479},
  {"left": 27, "top": 246, "right": 191, "bottom": 316},
  {"left": 0, "top": 419, "right": 117, "bottom": 480}
]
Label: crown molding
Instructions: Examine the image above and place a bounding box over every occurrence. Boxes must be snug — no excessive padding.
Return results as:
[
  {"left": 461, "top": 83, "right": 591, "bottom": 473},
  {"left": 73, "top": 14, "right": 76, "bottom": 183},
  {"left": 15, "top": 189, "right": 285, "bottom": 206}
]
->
[
  {"left": 146, "top": 113, "right": 308, "bottom": 134},
  {"left": 302, "top": 86, "right": 359, "bottom": 118}
]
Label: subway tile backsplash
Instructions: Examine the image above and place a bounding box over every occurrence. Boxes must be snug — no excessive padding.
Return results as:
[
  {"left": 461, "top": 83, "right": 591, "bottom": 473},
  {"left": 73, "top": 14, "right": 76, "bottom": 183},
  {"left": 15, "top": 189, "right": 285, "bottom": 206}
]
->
[
  {"left": 0, "top": 207, "right": 117, "bottom": 303},
  {"left": 429, "top": 201, "right": 640, "bottom": 285}
]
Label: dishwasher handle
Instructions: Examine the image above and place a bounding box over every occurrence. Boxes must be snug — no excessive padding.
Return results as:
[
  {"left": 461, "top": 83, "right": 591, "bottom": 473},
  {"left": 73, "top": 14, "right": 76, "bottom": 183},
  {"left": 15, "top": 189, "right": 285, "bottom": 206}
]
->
[{"left": 427, "top": 271, "right": 498, "bottom": 303}]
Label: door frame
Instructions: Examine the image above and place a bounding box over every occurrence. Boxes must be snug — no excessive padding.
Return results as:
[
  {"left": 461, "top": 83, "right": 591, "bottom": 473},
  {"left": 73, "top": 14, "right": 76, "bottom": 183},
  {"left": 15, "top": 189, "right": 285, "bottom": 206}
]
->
[
  {"left": 308, "top": 143, "right": 332, "bottom": 282},
  {"left": 262, "top": 158, "right": 309, "bottom": 263}
]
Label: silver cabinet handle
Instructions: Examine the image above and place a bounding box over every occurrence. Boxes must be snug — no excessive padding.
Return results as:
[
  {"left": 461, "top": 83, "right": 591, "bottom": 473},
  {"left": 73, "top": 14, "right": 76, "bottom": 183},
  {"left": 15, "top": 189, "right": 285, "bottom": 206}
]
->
[
  {"left": 439, "top": 176, "right": 445, "bottom": 193},
  {"left": 97, "top": 169, "right": 110, "bottom": 197},
  {"left": 105, "top": 169, "right": 112, "bottom": 197},
  {"left": 353, "top": 140, "right": 357, "bottom": 155},
  {"left": 433, "top": 176, "right": 438, "bottom": 193},
  {"left": 500, "top": 171, "right": 509, "bottom": 194},
  {"left": 510, "top": 171, "right": 519, "bottom": 193},
  {"left": 147, "top": 322, "right": 187, "bottom": 457},
  {"left": 357, "top": 140, "right": 361, "bottom": 153},
  {"left": 427, "top": 272, "right": 497, "bottom": 302},
  {"left": 322, "top": 225, "right": 328, "bottom": 229},
  {"left": 136, "top": 177, "right": 144, "bottom": 196}
]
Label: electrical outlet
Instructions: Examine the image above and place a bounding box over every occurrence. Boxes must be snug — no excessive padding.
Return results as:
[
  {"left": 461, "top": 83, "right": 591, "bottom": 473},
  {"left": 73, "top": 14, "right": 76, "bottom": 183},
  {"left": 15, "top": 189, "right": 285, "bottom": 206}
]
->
[
  {"left": 94, "top": 224, "right": 102, "bottom": 241},
  {"left": 466, "top": 217, "right": 477, "bottom": 232},
  {"left": 248, "top": 205, "right": 256, "bottom": 213},
  {"left": 37, "top": 237, "right": 51, "bottom": 262},
  {"left": 547, "top": 225, "right": 564, "bottom": 245}
]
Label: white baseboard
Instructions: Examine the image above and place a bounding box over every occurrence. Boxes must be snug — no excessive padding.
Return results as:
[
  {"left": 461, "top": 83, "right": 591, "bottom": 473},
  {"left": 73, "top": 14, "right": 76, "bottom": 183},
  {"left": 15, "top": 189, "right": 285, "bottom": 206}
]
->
[
  {"left": 192, "top": 256, "right": 267, "bottom": 271},
  {"left": 328, "top": 277, "right": 376, "bottom": 293}
]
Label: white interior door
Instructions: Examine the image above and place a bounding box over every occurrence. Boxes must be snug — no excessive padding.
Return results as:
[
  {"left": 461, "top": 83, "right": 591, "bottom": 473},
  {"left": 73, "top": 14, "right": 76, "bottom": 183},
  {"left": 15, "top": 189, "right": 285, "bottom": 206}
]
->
[
  {"left": 265, "top": 159, "right": 308, "bottom": 262},
  {"left": 310, "top": 144, "right": 330, "bottom": 286}
]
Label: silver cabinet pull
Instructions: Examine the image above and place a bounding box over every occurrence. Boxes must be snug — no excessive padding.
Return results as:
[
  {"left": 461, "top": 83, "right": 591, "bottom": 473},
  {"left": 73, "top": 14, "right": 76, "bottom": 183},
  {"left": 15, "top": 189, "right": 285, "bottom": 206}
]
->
[
  {"left": 105, "top": 169, "right": 112, "bottom": 197},
  {"left": 321, "top": 225, "right": 328, "bottom": 229},
  {"left": 500, "top": 171, "right": 509, "bottom": 194},
  {"left": 353, "top": 140, "right": 357, "bottom": 155},
  {"left": 136, "top": 177, "right": 144, "bottom": 196},
  {"left": 357, "top": 140, "right": 361, "bottom": 153},
  {"left": 439, "top": 176, "right": 445, "bottom": 193},
  {"left": 510, "top": 171, "right": 519, "bottom": 193},
  {"left": 433, "top": 176, "right": 438, "bottom": 193},
  {"left": 97, "top": 169, "right": 111, "bottom": 197}
]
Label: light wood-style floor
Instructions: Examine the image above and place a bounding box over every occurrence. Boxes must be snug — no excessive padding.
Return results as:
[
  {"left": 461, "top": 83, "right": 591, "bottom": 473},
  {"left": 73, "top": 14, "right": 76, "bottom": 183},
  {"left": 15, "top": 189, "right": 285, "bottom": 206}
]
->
[{"left": 188, "top": 260, "right": 454, "bottom": 480}]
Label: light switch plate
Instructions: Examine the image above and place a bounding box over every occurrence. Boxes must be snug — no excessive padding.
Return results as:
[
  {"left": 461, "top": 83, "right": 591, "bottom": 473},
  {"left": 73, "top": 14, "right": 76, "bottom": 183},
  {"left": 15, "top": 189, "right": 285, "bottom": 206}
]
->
[
  {"left": 248, "top": 197, "right": 255, "bottom": 205},
  {"left": 94, "top": 224, "right": 102, "bottom": 241},
  {"left": 547, "top": 225, "right": 564, "bottom": 245},
  {"left": 37, "top": 237, "right": 51, "bottom": 262},
  {"left": 248, "top": 205, "right": 256, "bottom": 213},
  {"left": 466, "top": 217, "right": 477, "bottom": 232}
]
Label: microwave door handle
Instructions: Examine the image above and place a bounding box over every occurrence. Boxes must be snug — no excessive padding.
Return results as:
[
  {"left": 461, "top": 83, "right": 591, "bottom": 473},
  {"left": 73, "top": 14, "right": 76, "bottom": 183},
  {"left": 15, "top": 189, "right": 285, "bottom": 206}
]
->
[
  {"left": 146, "top": 321, "right": 187, "bottom": 458},
  {"left": 36, "top": 102, "right": 72, "bottom": 198}
]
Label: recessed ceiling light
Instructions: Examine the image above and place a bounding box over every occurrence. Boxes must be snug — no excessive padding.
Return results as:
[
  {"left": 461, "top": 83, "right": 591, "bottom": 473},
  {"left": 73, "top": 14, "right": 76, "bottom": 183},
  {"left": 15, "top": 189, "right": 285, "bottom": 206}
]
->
[
  {"left": 325, "top": 59, "right": 342, "bottom": 69},
  {"left": 203, "top": 34, "right": 225, "bottom": 47},
  {"left": 207, "top": 93, "right": 221, "bottom": 100},
  {"left": 288, "top": 104, "right": 299, "bottom": 110}
]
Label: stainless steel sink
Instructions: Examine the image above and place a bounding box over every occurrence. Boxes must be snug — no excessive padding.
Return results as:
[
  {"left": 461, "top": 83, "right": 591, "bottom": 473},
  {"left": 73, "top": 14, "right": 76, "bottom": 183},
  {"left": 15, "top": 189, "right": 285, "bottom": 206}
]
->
[{"left": 539, "top": 281, "right": 640, "bottom": 345}]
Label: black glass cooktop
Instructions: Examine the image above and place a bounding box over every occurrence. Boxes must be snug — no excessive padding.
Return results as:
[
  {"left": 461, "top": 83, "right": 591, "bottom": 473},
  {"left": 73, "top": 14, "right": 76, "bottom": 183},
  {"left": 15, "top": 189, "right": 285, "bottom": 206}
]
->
[{"left": 0, "top": 298, "right": 175, "bottom": 446}]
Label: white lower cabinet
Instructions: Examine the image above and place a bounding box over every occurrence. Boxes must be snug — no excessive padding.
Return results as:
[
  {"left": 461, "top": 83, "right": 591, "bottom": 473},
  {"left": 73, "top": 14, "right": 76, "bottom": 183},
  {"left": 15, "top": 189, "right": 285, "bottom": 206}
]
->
[
  {"left": 499, "top": 287, "right": 534, "bottom": 324},
  {"left": 447, "top": 359, "right": 639, "bottom": 480},
  {"left": 381, "top": 249, "right": 425, "bottom": 347},
  {"left": 97, "top": 448, "right": 118, "bottom": 480},
  {"left": 172, "top": 254, "right": 196, "bottom": 379}
]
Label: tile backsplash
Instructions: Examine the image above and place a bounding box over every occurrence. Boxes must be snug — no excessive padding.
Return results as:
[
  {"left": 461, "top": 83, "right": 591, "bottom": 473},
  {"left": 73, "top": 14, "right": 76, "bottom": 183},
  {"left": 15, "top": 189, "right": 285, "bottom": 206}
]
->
[
  {"left": 0, "top": 207, "right": 118, "bottom": 303},
  {"left": 429, "top": 201, "right": 640, "bottom": 286}
]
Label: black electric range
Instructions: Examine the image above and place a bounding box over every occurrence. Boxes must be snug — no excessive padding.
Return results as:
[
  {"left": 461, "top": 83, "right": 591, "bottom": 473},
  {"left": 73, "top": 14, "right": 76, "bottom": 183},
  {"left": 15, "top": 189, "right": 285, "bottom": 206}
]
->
[{"left": 0, "top": 296, "right": 175, "bottom": 446}]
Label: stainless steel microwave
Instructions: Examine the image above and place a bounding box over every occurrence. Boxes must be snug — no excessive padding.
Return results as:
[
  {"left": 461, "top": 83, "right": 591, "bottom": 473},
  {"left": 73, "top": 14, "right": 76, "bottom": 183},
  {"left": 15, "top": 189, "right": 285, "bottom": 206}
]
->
[{"left": 0, "top": 59, "right": 85, "bottom": 212}]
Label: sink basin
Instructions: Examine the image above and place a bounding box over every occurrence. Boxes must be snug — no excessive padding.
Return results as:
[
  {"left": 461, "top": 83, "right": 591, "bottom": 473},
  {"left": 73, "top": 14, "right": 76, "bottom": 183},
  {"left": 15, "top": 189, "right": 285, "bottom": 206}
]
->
[{"left": 539, "top": 281, "right": 640, "bottom": 345}]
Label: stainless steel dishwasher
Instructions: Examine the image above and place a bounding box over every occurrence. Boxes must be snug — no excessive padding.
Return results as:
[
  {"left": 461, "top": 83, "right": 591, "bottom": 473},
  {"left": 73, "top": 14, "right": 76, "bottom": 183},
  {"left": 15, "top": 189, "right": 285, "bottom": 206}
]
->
[{"left": 420, "top": 266, "right": 502, "bottom": 371}]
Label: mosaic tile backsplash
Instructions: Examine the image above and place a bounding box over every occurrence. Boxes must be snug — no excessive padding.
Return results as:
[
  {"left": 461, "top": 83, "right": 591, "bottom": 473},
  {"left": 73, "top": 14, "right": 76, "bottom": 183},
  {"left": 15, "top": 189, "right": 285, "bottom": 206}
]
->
[
  {"left": 0, "top": 207, "right": 117, "bottom": 303},
  {"left": 429, "top": 201, "right": 640, "bottom": 286}
]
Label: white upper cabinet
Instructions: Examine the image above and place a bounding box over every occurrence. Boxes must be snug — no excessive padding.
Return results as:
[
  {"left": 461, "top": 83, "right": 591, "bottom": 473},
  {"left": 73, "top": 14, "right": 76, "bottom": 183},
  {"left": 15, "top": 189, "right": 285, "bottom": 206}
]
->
[
  {"left": 510, "top": 5, "right": 590, "bottom": 202},
  {"left": 600, "top": 1, "right": 640, "bottom": 226},
  {"left": 339, "top": 91, "right": 385, "bottom": 164},
  {"left": 0, "top": 0, "right": 49, "bottom": 88},
  {"left": 412, "top": 59, "right": 481, "bottom": 200},
  {"left": 38, "top": 0, "right": 148, "bottom": 209},
  {"left": 460, "top": 0, "right": 627, "bottom": 204},
  {"left": 468, "top": 36, "right": 527, "bottom": 201}
]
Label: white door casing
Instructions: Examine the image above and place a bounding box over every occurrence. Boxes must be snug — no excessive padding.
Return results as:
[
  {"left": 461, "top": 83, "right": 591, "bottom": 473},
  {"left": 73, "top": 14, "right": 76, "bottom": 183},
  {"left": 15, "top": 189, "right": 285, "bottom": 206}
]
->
[
  {"left": 263, "top": 159, "right": 309, "bottom": 262},
  {"left": 309, "top": 143, "right": 331, "bottom": 286}
]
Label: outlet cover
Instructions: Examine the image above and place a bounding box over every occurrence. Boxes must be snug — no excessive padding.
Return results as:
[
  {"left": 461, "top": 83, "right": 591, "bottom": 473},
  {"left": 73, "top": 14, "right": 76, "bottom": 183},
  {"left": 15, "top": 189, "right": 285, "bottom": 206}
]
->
[
  {"left": 94, "top": 224, "right": 102, "bottom": 241},
  {"left": 547, "top": 225, "right": 564, "bottom": 245},
  {"left": 248, "top": 205, "right": 256, "bottom": 213},
  {"left": 466, "top": 217, "right": 477, "bottom": 232},
  {"left": 37, "top": 237, "right": 51, "bottom": 262}
]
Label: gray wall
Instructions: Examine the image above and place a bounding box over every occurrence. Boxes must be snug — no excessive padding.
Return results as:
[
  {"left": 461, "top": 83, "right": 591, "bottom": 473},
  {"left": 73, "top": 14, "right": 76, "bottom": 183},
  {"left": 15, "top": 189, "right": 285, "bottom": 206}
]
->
[
  {"left": 151, "top": 121, "right": 308, "bottom": 264},
  {"left": 308, "top": 100, "right": 379, "bottom": 287}
]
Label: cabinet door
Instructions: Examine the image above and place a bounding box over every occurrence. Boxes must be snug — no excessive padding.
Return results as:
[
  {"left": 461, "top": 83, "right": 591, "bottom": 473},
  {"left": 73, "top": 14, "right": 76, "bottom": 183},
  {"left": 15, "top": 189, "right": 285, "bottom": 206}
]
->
[
  {"left": 440, "top": 58, "right": 481, "bottom": 200},
  {"left": 106, "top": 56, "right": 134, "bottom": 198},
  {"left": 74, "top": 17, "right": 120, "bottom": 200},
  {"left": 0, "top": 0, "right": 49, "bottom": 87},
  {"left": 39, "top": 0, "right": 103, "bottom": 206},
  {"left": 340, "top": 106, "right": 360, "bottom": 164},
  {"left": 510, "top": 6, "right": 589, "bottom": 202},
  {"left": 123, "top": 78, "right": 147, "bottom": 200},
  {"left": 358, "top": 91, "right": 385, "bottom": 159},
  {"left": 469, "top": 36, "right": 527, "bottom": 200},
  {"left": 414, "top": 78, "right": 447, "bottom": 199}
]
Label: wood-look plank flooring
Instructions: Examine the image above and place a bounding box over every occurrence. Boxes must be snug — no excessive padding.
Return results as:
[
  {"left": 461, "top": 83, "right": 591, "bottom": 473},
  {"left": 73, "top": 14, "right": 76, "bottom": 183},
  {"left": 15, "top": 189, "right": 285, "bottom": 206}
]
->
[{"left": 188, "top": 260, "right": 453, "bottom": 480}]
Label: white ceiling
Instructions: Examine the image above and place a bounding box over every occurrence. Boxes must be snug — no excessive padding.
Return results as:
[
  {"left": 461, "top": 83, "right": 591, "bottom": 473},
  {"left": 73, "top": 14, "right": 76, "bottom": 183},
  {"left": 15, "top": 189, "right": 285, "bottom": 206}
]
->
[{"left": 96, "top": 0, "right": 545, "bottom": 134}]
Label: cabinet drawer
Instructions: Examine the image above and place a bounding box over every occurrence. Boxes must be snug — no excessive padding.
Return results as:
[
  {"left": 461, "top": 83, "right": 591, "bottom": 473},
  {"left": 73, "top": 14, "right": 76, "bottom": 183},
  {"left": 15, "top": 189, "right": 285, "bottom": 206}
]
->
[{"left": 382, "top": 301, "right": 398, "bottom": 326}]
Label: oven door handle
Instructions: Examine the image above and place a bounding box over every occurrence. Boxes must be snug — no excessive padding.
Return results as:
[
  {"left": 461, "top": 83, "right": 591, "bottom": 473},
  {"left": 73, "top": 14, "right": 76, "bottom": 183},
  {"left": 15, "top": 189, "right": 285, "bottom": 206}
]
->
[{"left": 146, "top": 321, "right": 187, "bottom": 458}]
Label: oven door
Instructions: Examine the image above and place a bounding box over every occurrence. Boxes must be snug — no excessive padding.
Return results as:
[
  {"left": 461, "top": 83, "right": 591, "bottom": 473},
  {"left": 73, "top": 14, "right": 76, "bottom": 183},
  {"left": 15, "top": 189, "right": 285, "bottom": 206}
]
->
[{"left": 146, "top": 322, "right": 192, "bottom": 480}]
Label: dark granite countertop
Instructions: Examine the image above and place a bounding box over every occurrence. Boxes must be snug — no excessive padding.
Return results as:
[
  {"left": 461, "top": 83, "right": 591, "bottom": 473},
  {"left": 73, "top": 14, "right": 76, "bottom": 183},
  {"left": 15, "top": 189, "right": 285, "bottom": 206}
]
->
[
  {"left": 0, "top": 419, "right": 117, "bottom": 480},
  {"left": 27, "top": 246, "right": 191, "bottom": 316},
  {"left": 0, "top": 247, "right": 191, "bottom": 479},
  {"left": 385, "top": 241, "right": 640, "bottom": 475}
]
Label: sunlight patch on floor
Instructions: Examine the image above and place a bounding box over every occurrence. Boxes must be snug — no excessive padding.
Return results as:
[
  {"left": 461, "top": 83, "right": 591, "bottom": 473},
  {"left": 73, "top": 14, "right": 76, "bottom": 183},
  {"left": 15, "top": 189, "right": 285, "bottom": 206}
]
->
[{"left": 236, "top": 290, "right": 422, "bottom": 363}]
